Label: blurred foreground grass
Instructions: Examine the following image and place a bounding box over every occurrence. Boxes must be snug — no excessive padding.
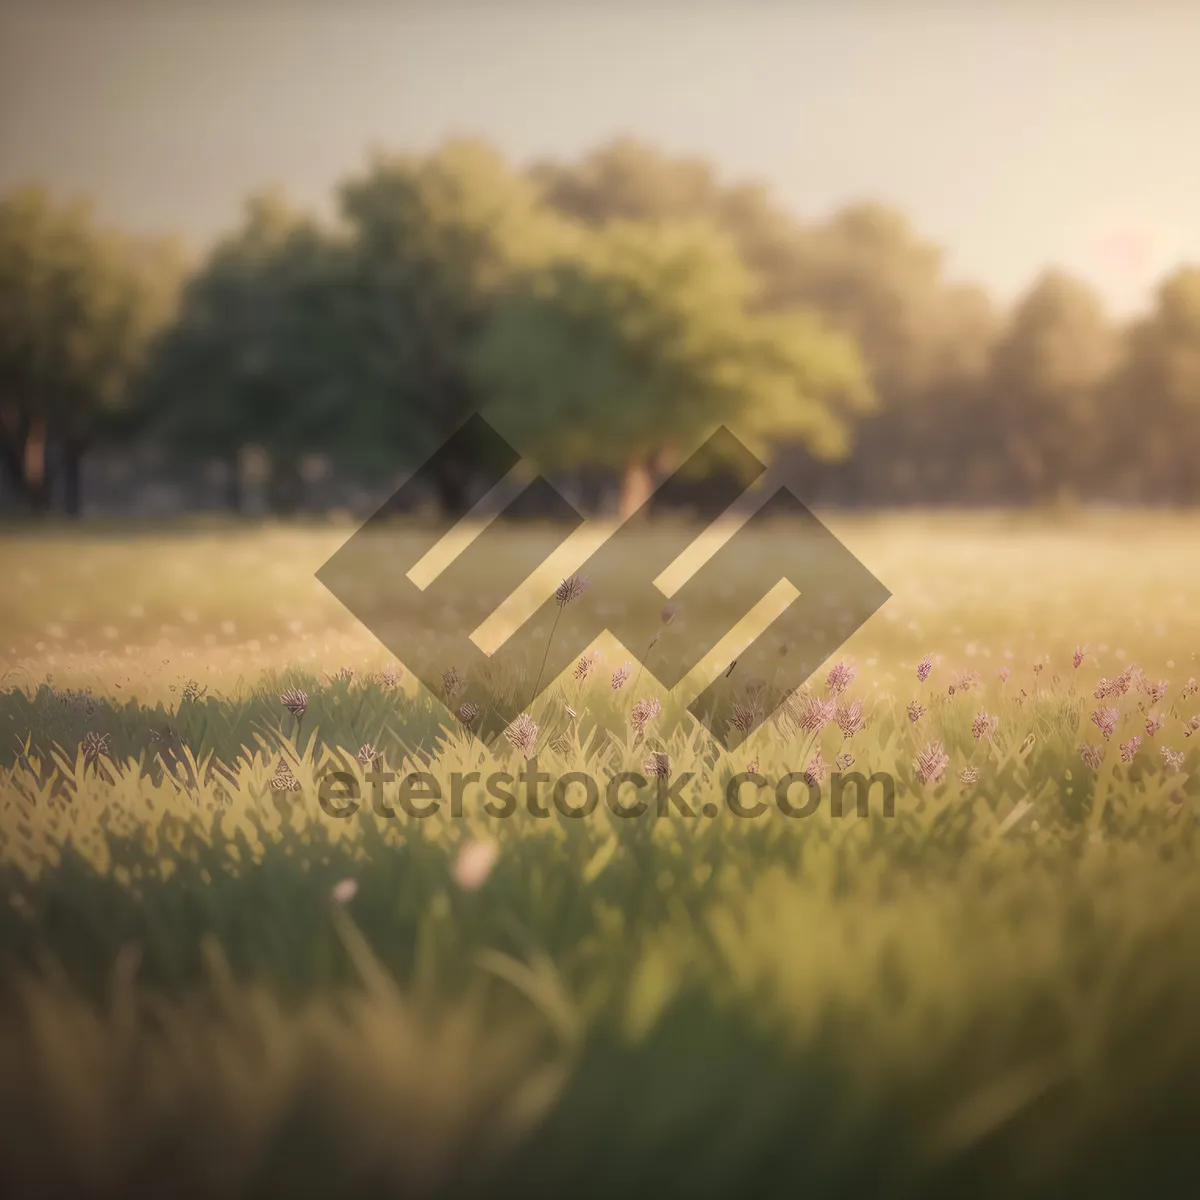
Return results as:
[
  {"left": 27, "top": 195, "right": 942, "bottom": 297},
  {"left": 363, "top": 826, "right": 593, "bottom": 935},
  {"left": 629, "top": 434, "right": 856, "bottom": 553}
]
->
[{"left": 2, "top": 513, "right": 1200, "bottom": 1198}]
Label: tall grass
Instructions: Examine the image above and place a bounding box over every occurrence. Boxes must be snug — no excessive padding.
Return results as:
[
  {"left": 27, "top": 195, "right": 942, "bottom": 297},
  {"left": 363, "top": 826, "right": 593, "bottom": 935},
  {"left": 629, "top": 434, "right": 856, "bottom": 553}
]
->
[{"left": 3, "top": 518, "right": 1200, "bottom": 1196}]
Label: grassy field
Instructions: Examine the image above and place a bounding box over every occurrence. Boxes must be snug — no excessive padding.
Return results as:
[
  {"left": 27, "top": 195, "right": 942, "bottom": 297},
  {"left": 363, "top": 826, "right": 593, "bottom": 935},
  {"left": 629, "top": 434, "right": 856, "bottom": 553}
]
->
[{"left": 2, "top": 512, "right": 1200, "bottom": 1199}]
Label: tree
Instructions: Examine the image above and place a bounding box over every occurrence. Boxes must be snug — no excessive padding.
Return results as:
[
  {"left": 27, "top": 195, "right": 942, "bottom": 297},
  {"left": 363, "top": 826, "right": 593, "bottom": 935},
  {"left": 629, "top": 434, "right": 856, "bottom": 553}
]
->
[
  {"left": 473, "top": 218, "right": 873, "bottom": 517},
  {"left": 532, "top": 137, "right": 811, "bottom": 312},
  {"left": 1105, "top": 268, "right": 1200, "bottom": 502},
  {"left": 141, "top": 142, "right": 581, "bottom": 514},
  {"left": 137, "top": 191, "right": 353, "bottom": 511},
  {"left": 533, "top": 145, "right": 1000, "bottom": 504},
  {"left": 973, "top": 271, "right": 1116, "bottom": 502},
  {"left": 0, "top": 186, "right": 183, "bottom": 513},
  {"left": 334, "top": 139, "right": 580, "bottom": 511}
]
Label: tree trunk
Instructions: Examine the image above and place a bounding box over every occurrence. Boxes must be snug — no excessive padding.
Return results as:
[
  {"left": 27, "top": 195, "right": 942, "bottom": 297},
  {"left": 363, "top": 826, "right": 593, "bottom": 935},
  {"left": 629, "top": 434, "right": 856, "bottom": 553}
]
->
[
  {"left": 23, "top": 420, "right": 52, "bottom": 513},
  {"left": 62, "top": 439, "right": 84, "bottom": 517},
  {"left": 227, "top": 456, "right": 243, "bottom": 514},
  {"left": 269, "top": 458, "right": 304, "bottom": 515},
  {"left": 618, "top": 460, "right": 655, "bottom": 521},
  {"left": 431, "top": 452, "right": 472, "bottom": 518}
]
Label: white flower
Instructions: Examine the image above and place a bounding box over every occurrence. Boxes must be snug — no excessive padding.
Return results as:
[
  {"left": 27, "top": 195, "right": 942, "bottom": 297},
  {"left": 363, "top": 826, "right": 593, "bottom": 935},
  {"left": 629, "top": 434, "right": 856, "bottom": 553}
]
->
[{"left": 452, "top": 840, "right": 499, "bottom": 891}]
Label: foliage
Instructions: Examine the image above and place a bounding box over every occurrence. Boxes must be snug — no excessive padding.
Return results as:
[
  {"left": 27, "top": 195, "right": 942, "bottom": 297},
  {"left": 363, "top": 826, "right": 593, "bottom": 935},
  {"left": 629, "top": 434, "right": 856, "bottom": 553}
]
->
[
  {"left": 0, "top": 186, "right": 184, "bottom": 513},
  {"left": 474, "top": 218, "right": 873, "bottom": 511}
]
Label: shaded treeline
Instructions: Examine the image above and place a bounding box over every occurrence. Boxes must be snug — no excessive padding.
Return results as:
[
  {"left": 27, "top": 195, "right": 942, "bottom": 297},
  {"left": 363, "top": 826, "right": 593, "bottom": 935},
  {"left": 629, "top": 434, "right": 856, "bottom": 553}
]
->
[{"left": 3, "top": 137, "right": 1198, "bottom": 516}]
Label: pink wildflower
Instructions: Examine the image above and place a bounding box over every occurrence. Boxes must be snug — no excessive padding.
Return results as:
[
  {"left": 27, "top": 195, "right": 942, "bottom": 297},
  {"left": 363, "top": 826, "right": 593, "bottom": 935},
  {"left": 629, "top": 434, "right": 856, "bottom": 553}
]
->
[
  {"left": 1091, "top": 706, "right": 1119, "bottom": 741},
  {"left": 914, "top": 742, "right": 950, "bottom": 786},
  {"left": 835, "top": 698, "right": 866, "bottom": 739},
  {"left": 826, "top": 660, "right": 857, "bottom": 695},
  {"left": 971, "top": 711, "right": 998, "bottom": 741},
  {"left": 1120, "top": 735, "right": 1142, "bottom": 763}
]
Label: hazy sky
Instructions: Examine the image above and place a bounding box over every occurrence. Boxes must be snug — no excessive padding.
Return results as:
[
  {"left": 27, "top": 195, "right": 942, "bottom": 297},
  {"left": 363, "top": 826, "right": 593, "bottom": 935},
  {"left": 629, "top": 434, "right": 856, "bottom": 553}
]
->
[{"left": 3, "top": 3, "right": 1199, "bottom": 316}]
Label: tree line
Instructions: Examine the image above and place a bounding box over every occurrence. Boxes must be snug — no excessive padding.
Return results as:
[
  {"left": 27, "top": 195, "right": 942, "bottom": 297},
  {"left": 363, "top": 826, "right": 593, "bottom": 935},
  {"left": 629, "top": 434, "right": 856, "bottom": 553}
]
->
[{"left": 3, "top": 136, "right": 1199, "bottom": 516}]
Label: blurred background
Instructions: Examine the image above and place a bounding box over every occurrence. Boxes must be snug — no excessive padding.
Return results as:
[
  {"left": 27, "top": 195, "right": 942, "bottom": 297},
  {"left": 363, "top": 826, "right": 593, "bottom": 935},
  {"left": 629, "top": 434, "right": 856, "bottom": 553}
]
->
[{"left": 4, "top": 1, "right": 1199, "bottom": 522}]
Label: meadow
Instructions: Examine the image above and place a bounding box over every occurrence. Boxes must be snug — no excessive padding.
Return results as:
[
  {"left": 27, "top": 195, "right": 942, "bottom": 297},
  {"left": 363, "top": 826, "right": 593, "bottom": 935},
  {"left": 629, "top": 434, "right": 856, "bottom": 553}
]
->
[{"left": 2, "top": 511, "right": 1200, "bottom": 1199}]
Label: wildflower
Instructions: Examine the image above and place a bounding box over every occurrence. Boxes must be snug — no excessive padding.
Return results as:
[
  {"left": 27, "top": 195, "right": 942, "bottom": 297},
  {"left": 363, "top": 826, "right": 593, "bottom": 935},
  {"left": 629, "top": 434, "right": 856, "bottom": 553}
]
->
[
  {"left": 1141, "top": 678, "right": 1170, "bottom": 705},
  {"left": 271, "top": 760, "right": 302, "bottom": 792},
  {"left": 442, "top": 667, "right": 465, "bottom": 699},
  {"left": 1079, "top": 743, "right": 1105, "bottom": 770},
  {"left": 971, "top": 711, "right": 998, "bottom": 741},
  {"left": 331, "top": 878, "right": 358, "bottom": 904},
  {"left": 1187, "top": 678, "right": 1199, "bottom": 697},
  {"left": 356, "top": 743, "right": 378, "bottom": 767},
  {"left": 730, "top": 702, "right": 758, "bottom": 735},
  {"left": 1073, "top": 647, "right": 1086, "bottom": 669},
  {"left": 914, "top": 742, "right": 949, "bottom": 785},
  {"left": 452, "top": 839, "right": 499, "bottom": 891},
  {"left": 803, "top": 753, "right": 828, "bottom": 786},
  {"left": 574, "top": 652, "right": 598, "bottom": 681},
  {"left": 504, "top": 714, "right": 539, "bottom": 758},
  {"left": 1145, "top": 712, "right": 1166, "bottom": 738},
  {"left": 643, "top": 752, "right": 670, "bottom": 778},
  {"left": 746, "top": 759, "right": 759, "bottom": 774},
  {"left": 959, "top": 766, "right": 980, "bottom": 784},
  {"left": 1185, "top": 715, "right": 1200, "bottom": 738},
  {"left": 917, "top": 654, "right": 933, "bottom": 683},
  {"left": 1032, "top": 663, "right": 1043, "bottom": 676},
  {"left": 80, "top": 731, "right": 111, "bottom": 768},
  {"left": 181, "top": 679, "right": 207, "bottom": 702},
  {"left": 1091, "top": 706, "right": 1119, "bottom": 741},
  {"left": 953, "top": 670, "right": 981, "bottom": 692},
  {"left": 1120, "top": 735, "right": 1142, "bottom": 763},
  {"left": 796, "top": 695, "right": 837, "bottom": 732},
  {"left": 835, "top": 751, "right": 855, "bottom": 771},
  {"left": 1096, "top": 672, "right": 1133, "bottom": 700},
  {"left": 611, "top": 662, "right": 632, "bottom": 690},
  {"left": 456, "top": 701, "right": 480, "bottom": 726},
  {"left": 280, "top": 688, "right": 308, "bottom": 719},
  {"left": 835, "top": 698, "right": 865, "bottom": 739},
  {"left": 826, "top": 660, "right": 856, "bottom": 694},
  {"left": 630, "top": 697, "right": 662, "bottom": 733},
  {"left": 554, "top": 574, "right": 589, "bottom": 607},
  {"left": 330, "top": 667, "right": 355, "bottom": 684},
  {"left": 907, "top": 700, "right": 926, "bottom": 724},
  {"left": 996, "top": 666, "right": 1011, "bottom": 683},
  {"left": 1161, "top": 746, "right": 1185, "bottom": 773},
  {"left": 378, "top": 666, "right": 403, "bottom": 689}
]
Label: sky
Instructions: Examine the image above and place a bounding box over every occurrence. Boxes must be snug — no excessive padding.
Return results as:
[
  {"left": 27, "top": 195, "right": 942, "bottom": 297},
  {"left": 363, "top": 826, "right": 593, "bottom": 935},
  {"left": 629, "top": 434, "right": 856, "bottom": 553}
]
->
[{"left": 2, "top": 2, "right": 1199, "bottom": 316}]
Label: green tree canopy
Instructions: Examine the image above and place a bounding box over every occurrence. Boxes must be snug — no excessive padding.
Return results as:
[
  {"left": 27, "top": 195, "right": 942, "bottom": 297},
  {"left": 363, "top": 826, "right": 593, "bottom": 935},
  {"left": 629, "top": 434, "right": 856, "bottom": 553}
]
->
[
  {"left": 141, "top": 141, "right": 581, "bottom": 512},
  {"left": 474, "top": 218, "right": 873, "bottom": 515},
  {"left": 0, "top": 186, "right": 183, "bottom": 512},
  {"left": 137, "top": 190, "right": 351, "bottom": 508}
]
